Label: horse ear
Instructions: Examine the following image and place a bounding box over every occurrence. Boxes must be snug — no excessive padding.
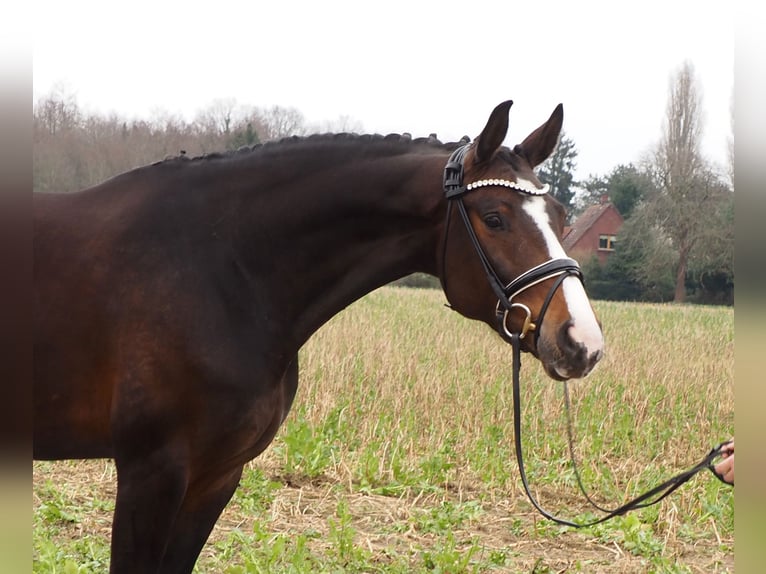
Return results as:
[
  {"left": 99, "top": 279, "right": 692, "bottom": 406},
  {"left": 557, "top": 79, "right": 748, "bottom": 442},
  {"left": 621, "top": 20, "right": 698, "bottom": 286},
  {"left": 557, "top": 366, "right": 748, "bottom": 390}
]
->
[
  {"left": 474, "top": 100, "right": 513, "bottom": 163},
  {"left": 516, "top": 103, "right": 564, "bottom": 168}
]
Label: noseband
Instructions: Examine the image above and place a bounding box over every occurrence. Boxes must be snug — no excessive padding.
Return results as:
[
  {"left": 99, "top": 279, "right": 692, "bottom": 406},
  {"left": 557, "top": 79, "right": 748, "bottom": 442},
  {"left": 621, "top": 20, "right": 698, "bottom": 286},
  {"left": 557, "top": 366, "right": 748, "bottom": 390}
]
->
[{"left": 441, "top": 144, "right": 582, "bottom": 345}]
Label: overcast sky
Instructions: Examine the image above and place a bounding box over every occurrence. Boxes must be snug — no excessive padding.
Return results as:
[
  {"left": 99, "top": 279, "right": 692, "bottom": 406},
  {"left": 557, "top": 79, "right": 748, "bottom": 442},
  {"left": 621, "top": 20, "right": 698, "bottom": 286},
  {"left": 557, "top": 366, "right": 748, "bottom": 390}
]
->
[{"left": 33, "top": 1, "right": 734, "bottom": 180}]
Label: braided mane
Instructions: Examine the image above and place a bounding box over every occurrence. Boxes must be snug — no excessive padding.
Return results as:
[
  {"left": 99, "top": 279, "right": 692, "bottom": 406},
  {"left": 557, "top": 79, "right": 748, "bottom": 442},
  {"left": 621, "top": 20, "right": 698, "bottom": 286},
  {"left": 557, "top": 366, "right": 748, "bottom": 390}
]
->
[{"left": 157, "top": 132, "right": 472, "bottom": 165}]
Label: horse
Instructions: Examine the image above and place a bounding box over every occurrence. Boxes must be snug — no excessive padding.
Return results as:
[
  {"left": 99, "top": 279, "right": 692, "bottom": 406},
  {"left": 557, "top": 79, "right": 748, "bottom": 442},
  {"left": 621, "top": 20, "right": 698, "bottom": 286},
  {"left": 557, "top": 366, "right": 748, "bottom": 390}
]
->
[{"left": 33, "top": 100, "right": 604, "bottom": 573}]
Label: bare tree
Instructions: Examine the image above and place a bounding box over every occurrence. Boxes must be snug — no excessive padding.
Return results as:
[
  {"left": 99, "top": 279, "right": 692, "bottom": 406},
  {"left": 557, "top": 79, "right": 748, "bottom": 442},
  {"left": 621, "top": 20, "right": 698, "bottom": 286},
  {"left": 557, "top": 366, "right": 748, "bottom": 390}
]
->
[
  {"left": 33, "top": 89, "right": 84, "bottom": 192},
  {"left": 34, "top": 86, "right": 81, "bottom": 137},
  {"left": 194, "top": 98, "right": 241, "bottom": 136},
  {"left": 644, "top": 61, "right": 731, "bottom": 302},
  {"left": 312, "top": 114, "right": 364, "bottom": 134},
  {"left": 656, "top": 62, "right": 704, "bottom": 187},
  {"left": 258, "top": 105, "right": 307, "bottom": 140}
]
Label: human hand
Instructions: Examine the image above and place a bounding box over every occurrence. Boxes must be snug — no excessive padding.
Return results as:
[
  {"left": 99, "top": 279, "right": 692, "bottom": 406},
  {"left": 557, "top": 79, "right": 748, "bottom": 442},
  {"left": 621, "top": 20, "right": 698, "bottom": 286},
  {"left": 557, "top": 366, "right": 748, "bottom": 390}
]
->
[{"left": 712, "top": 440, "right": 734, "bottom": 485}]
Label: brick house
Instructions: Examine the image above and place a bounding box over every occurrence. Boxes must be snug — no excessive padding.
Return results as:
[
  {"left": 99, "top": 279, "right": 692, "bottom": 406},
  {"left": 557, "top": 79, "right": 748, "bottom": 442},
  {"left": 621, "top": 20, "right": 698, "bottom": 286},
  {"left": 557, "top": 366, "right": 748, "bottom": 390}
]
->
[{"left": 562, "top": 197, "right": 624, "bottom": 265}]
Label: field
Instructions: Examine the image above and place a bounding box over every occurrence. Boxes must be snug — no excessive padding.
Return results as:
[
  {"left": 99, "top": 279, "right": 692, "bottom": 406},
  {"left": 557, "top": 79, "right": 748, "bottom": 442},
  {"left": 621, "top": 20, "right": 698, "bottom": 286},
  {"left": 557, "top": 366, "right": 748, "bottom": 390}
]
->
[{"left": 33, "top": 287, "right": 734, "bottom": 573}]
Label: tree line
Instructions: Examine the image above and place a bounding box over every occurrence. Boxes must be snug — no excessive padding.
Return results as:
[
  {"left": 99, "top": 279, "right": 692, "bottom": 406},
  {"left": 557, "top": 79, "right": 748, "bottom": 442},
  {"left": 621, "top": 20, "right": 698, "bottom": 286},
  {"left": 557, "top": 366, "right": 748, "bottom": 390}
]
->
[
  {"left": 33, "top": 90, "right": 360, "bottom": 194},
  {"left": 33, "top": 63, "right": 733, "bottom": 305}
]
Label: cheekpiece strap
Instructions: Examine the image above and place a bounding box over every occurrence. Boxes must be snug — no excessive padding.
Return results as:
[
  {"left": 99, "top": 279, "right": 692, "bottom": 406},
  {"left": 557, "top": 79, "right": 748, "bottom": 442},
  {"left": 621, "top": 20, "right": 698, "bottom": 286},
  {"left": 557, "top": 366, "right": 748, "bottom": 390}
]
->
[{"left": 443, "top": 145, "right": 469, "bottom": 199}]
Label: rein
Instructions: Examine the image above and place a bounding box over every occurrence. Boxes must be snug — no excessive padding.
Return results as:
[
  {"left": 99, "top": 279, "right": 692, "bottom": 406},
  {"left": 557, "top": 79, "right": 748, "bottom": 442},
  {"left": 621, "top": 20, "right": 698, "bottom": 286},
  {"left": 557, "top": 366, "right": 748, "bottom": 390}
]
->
[
  {"left": 441, "top": 144, "right": 732, "bottom": 528},
  {"left": 510, "top": 333, "right": 732, "bottom": 527}
]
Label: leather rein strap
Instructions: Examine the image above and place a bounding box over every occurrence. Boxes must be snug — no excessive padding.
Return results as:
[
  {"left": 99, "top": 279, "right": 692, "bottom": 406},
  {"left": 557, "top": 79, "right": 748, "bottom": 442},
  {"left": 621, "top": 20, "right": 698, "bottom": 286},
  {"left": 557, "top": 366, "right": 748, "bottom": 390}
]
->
[
  {"left": 510, "top": 333, "right": 731, "bottom": 527},
  {"left": 441, "top": 144, "right": 731, "bottom": 527}
]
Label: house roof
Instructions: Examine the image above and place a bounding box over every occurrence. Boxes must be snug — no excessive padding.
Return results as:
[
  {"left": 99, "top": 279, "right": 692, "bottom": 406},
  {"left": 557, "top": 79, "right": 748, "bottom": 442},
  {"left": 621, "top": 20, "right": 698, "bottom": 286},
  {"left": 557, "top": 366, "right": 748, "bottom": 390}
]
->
[{"left": 563, "top": 202, "right": 621, "bottom": 251}]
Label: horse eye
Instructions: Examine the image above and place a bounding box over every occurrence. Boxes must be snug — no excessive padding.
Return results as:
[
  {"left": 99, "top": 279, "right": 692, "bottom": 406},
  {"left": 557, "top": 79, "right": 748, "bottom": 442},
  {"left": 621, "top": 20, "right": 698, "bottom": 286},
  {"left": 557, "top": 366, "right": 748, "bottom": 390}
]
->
[{"left": 484, "top": 214, "right": 503, "bottom": 229}]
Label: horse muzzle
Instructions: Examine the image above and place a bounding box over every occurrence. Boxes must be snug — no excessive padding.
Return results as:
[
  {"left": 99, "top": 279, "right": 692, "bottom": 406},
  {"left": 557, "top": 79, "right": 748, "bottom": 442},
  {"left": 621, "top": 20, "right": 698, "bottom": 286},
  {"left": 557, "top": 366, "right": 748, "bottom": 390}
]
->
[
  {"left": 537, "top": 319, "right": 604, "bottom": 380},
  {"left": 495, "top": 264, "right": 605, "bottom": 381}
]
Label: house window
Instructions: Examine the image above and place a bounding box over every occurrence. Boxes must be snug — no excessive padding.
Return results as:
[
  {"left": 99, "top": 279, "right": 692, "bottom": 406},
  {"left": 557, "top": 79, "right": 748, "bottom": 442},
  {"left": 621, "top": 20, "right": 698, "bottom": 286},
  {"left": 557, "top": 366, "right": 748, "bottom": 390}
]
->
[{"left": 598, "top": 234, "right": 617, "bottom": 251}]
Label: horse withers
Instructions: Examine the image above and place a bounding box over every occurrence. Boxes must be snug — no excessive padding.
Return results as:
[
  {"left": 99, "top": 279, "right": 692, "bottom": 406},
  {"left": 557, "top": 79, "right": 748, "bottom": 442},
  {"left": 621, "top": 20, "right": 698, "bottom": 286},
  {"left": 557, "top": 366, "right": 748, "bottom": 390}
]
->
[{"left": 33, "top": 100, "right": 603, "bottom": 573}]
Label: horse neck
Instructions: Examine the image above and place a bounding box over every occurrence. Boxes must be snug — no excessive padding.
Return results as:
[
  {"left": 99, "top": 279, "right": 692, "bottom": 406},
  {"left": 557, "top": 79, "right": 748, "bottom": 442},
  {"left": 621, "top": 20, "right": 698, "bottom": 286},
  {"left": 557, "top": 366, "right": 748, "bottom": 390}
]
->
[{"left": 224, "top": 141, "right": 449, "bottom": 345}]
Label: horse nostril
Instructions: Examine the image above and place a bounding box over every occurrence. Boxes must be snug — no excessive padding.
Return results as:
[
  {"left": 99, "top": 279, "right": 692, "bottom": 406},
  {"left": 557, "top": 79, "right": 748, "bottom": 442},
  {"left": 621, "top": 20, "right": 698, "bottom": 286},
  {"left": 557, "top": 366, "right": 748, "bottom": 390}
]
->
[
  {"left": 558, "top": 321, "right": 582, "bottom": 354},
  {"left": 564, "top": 320, "right": 604, "bottom": 357},
  {"left": 554, "top": 321, "right": 604, "bottom": 374},
  {"left": 540, "top": 321, "right": 604, "bottom": 379}
]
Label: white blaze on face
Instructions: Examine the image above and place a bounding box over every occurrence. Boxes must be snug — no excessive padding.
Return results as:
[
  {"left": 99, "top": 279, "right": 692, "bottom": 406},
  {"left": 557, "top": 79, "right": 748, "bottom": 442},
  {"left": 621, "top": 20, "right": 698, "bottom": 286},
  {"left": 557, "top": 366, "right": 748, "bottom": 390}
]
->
[{"left": 520, "top": 192, "right": 604, "bottom": 357}]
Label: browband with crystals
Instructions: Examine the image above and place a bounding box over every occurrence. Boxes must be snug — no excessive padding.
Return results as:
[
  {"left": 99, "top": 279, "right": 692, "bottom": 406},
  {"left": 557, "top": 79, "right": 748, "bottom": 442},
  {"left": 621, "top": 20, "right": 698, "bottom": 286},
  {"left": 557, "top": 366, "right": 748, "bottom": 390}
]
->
[
  {"left": 466, "top": 178, "right": 550, "bottom": 196},
  {"left": 443, "top": 144, "right": 550, "bottom": 199}
]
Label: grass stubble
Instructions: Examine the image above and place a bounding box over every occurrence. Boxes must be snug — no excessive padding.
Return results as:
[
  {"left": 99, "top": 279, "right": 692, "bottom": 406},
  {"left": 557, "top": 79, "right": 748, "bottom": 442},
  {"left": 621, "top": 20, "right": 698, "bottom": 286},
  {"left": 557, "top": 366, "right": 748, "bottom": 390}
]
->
[{"left": 33, "top": 287, "right": 734, "bottom": 573}]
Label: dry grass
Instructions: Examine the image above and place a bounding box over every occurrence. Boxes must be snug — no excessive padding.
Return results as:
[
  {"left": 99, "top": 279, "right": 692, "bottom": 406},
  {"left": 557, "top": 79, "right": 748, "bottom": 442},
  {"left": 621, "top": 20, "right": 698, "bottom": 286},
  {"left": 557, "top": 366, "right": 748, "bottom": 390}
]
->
[{"left": 33, "top": 287, "right": 734, "bottom": 572}]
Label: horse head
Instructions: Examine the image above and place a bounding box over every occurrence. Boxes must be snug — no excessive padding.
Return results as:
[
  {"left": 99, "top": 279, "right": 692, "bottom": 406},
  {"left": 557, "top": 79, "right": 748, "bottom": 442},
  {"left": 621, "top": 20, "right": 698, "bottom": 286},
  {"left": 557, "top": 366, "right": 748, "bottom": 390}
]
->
[{"left": 440, "top": 101, "right": 604, "bottom": 380}]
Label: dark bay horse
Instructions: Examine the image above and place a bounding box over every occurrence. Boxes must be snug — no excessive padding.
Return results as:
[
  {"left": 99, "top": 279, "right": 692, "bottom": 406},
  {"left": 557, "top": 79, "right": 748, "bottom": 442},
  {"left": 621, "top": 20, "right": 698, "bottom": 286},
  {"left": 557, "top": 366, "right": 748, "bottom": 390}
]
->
[{"left": 34, "top": 101, "right": 604, "bottom": 573}]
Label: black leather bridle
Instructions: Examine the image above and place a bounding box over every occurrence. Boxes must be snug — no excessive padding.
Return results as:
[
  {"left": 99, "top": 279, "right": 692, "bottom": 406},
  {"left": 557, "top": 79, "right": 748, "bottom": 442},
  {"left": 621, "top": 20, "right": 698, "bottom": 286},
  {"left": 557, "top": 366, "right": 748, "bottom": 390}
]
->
[
  {"left": 440, "top": 144, "right": 732, "bottom": 527},
  {"left": 441, "top": 143, "right": 582, "bottom": 346}
]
